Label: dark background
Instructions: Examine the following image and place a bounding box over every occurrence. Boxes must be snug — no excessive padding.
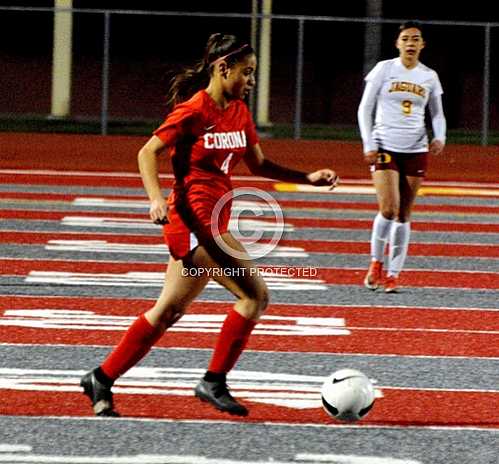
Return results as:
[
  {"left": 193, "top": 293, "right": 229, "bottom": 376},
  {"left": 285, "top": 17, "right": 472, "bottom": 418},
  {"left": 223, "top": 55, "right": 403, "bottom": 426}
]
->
[{"left": 0, "top": 1, "right": 498, "bottom": 132}]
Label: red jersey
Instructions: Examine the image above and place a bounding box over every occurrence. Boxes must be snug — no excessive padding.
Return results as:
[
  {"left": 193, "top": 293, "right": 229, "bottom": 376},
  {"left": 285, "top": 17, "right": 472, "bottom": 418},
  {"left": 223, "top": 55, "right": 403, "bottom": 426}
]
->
[
  {"left": 154, "top": 90, "right": 259, "bottom": 195},
  {"left": 153, "top": 90, "right": 259, "bottom": 257}
]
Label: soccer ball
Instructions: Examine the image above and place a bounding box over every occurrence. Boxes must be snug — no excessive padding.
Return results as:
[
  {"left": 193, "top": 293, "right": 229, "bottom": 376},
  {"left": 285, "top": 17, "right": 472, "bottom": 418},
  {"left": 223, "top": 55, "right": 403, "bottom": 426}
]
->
[{"left": 321, "top": 368, "right": 375, "bottom": 422}]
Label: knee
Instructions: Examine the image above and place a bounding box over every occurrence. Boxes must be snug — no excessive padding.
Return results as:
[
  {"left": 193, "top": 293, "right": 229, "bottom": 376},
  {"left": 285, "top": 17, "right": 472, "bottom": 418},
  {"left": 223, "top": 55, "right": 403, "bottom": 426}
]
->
[
  {"left": 258, "top": 287, "right": 270, "bottom": 313},
  {"left": 380, "top": 206, "right": 398, "bottom": 220},
  {"left": 163, "top": 304, "right": 186, "bottom": 328},
  {"left": 250, "top": 287, "right": 270, "bottom": 313},
  {"left": 397, "top": 207, "right": 412, "bottom": 223},
  {"left": 241, "top": 287, "right": 269, "bottom": 320},
  {"left": 147, "top": 303, "right": 186, "bottom": 331}
]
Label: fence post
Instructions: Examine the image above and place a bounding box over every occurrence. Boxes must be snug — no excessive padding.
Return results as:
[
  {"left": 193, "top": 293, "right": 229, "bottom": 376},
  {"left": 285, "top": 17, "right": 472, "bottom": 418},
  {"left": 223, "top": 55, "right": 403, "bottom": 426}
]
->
[
  {"left": 481, "top": 24, "right": 491, "bottom": 146},
  {"left": 256, "top": 0, "right": 272, "bottom": 128},
  {"left": 50, "top": 0, "right": 73, "bottom": 119},
  {"left": 294, "top": 18, "right": 304, "bottom": 140},
  {"left": 101, "top": 11, "right": 111, "bottom": 136}
]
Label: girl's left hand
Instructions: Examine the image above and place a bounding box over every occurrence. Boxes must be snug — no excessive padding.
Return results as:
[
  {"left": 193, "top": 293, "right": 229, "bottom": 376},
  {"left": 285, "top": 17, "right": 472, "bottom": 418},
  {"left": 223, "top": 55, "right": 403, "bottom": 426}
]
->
[
  {"left": 430, "top": 139, "right": 445, "bottom": 156},
  {"left": 307, "top": 169, "right": 339, "bottom": 190}
]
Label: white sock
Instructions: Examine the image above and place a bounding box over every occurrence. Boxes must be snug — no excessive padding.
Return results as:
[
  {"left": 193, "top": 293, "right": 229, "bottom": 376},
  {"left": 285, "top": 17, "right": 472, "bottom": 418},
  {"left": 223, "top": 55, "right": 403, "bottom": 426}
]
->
[
  {"left": 388, "top": 221, "right": 411, "bottom": 277},
  {"left": 370, "top": 213, "right": 393, "bottom": 262}
]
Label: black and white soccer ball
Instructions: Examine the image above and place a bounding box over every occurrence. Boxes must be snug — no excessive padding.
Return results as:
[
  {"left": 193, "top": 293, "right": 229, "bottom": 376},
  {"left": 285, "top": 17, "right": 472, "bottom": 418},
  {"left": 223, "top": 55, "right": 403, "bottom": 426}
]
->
[{"left": 321, "top": 368, "right": 376, "bottom": 422}]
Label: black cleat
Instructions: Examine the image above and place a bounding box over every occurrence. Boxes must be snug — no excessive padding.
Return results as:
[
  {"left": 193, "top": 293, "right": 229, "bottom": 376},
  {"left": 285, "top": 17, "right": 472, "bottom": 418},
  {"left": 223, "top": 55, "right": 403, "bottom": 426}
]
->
[
  {"left": 194, "top": 379, "right": 248, "bottom": 416},
  {"left": 80, "top": 369, "right": 120, "bottom": 417}
]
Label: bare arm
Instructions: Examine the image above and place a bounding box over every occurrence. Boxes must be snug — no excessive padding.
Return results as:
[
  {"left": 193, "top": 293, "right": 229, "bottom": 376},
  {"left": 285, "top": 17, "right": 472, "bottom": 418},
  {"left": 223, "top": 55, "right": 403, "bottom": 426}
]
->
[
  {"left": 244, "top": 143, "right": 338, "bottom": 188},
  {"left": 137, "top": 135, "right": 168, "bottom": 224}
]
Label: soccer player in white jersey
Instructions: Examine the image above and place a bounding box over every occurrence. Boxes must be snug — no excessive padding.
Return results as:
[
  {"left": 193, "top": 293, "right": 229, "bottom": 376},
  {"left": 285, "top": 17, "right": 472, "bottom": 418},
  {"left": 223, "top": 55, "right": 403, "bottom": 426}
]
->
[{"left": 357, "top": 21, "right": 446, "bottom": 293}]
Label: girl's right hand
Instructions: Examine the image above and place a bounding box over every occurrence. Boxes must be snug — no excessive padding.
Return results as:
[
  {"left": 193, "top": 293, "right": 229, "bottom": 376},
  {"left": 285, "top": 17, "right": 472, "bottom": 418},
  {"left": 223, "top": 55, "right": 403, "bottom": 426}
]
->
[
  {"left": 364, "top": 151, "right": 378, "bottom": 165},
  {"left": 150, "top": 197, "right": 168, "bottom": 225}
]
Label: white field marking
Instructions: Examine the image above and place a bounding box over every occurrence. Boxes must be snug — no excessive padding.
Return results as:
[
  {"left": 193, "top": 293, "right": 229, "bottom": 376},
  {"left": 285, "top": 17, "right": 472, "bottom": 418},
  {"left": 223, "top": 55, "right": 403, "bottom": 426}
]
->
[
  {"left": 2, "top": 365, "right": 499, "bottom": 397},
  {"left": 234, "top": 218, "right": 293, "bottom": 232},
  {"left": 46, "top": 240, "right": 168, "bottom": 254},
  {"left": 26, "top": 264, "right": 497, "bottom": 294},
  {"left": 24, "top": 271, "right": 328, "bottom": 291},
  {"left": 0, "top": 448, "right": 425, "bottom": 464},
  {"left": 0, "top": 449, "right": 424, "bottom": 464},
  {"left": 3, "top": 308, "right": 499, "bottom": 336},
  {"left": 0, "top": 367, "right": 383, "bottom": 410},
  {"left": 0, "top": 445, "right": 32, "bottom": 452},
  {"left": 45, "top": 239, "right": 308, "bottom": 258},
  {"left": 61, "top": 216, "right": 155, "bottom": 229},
  {"left": 0, "top": 310, "right": 349, "bottom": 336},
  {"left": 72, "top": 198, "right": 149, "bottom": 208},
  {"left": 3, "top": 230, "right": 495, "bottom": 253},
  {"left": 296, "top": 455, "right": 422, "bottom": 464},
  {"left": 72, "top": 198, "right": 285, "bottom": 214},
  {"left": 0, "top": 450, "right": 304, "bottom": 464},
  {"left": 0, "top": 364, "right": 498, "bottom": 396},
  {"left": 61, "top": 216, "right": 294, "bottom": 233}
]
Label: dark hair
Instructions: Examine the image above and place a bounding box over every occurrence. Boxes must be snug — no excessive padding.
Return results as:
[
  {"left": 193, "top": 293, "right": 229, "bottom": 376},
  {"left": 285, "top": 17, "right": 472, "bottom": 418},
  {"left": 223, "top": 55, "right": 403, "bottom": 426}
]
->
[
  {"left": 398, "top": 20, "right": 423, "bottom": 35},
  {"left": 165, "top": 33, "right": 254, "bottom": 111}
]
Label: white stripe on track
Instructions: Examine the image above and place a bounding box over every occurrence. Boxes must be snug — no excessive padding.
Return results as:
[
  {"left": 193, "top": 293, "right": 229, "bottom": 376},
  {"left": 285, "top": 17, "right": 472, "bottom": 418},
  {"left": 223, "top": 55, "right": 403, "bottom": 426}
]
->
[{"left": 8, "top": 415, "right": 499, "bottom": 432}]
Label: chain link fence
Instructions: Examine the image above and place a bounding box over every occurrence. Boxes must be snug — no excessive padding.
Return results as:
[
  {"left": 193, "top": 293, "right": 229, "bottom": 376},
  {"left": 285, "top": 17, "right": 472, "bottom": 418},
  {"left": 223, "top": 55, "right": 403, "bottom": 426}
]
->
[{"left": 1, "top": 6, "right": 498, "bottom": 144}]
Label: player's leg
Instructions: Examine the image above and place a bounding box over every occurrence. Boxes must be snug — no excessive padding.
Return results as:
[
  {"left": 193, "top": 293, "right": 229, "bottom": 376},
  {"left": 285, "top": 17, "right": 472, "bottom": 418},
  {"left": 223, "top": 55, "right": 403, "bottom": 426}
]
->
[
  {"left": 81, "top": 256, "right": 209, "bottom": 416},
  {"left": 385, "top": 174, "right": 423, "bottom": 292},
  {"left": 189, "top": 232, "right": 269, "bottom": 416},
  {"left": 365, "top": 166, "right": 400, "bottom": 289}
]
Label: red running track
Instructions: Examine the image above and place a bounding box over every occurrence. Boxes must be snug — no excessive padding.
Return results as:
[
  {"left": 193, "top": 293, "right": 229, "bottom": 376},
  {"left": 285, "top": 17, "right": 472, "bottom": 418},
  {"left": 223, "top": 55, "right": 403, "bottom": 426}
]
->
[
  {"left": 1, "top": 389, "right": 498, "bottom": 428},
  {"left": 1, "top": 297, "right": 498, "bottom": 357}
]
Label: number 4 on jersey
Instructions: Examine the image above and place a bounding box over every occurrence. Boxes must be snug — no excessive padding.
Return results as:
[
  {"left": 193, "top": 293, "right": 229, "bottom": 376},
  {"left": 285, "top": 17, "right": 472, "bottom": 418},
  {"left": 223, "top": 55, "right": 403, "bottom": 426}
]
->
[{"left": 220, "top": 152, "right": 234, "bottom": 174}]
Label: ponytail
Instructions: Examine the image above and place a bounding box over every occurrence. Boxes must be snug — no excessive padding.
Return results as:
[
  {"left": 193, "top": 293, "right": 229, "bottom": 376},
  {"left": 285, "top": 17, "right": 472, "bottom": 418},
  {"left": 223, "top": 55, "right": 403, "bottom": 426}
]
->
[
  {"left": 165, "top": 60, "right": 209, "bottom": 112},
  {"left": 165, "top": 33, "right": 254, "bottom": 111}
]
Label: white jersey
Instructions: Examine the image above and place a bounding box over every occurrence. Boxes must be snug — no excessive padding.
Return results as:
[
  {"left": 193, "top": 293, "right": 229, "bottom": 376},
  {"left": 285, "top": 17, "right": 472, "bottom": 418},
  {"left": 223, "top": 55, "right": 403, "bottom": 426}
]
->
[{"left": 358, "top": 57, "right": 446, "bottom": 153}]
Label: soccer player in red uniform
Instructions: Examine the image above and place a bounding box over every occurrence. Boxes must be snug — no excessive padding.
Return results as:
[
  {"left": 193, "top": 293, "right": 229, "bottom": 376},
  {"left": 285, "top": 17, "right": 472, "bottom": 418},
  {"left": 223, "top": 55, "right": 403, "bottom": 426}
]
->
[{"left": 81, "top": 33, "right": 338, "bottom": 417}]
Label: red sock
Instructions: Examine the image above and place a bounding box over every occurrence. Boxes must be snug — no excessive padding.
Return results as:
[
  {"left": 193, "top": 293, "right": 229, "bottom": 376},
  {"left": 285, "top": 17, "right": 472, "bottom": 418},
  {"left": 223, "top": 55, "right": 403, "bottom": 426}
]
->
[
  {"left": 208, "top": 309, "right": 257, "bottom": 374},
  {"left": 101, "top": 314, "right": 163, "bottom": 381}
]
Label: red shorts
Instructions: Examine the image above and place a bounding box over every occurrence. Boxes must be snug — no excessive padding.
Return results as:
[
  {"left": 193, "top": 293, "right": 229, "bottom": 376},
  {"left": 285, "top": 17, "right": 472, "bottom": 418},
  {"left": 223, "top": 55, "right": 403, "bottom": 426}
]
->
[
  {"left": 370, "top": 150, "right": 428, "bottom": 177},
  {"left": 163, "top": 186, "right": 232, "bottom": 261}
]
